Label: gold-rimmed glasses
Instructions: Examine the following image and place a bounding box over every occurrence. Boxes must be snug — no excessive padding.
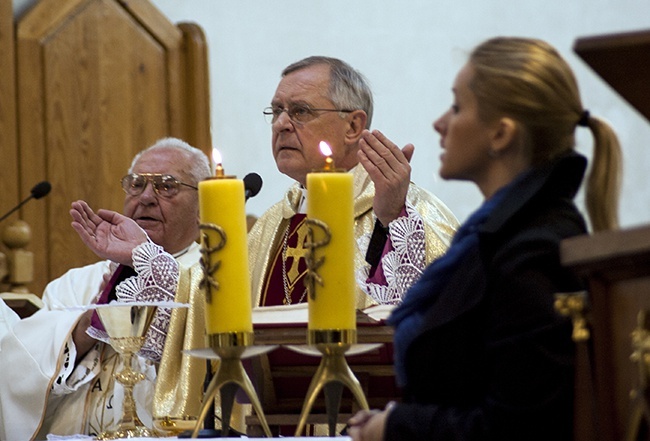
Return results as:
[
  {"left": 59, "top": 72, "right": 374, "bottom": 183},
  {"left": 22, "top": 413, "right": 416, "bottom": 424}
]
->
[{"left": 120, "top": 173, "right": 197, "bottom": 198}]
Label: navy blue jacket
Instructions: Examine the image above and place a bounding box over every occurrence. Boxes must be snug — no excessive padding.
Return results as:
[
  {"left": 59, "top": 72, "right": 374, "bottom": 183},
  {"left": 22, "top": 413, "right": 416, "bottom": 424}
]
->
[{"left": 386, "top": 153, "right": 587, "bottom": 440}]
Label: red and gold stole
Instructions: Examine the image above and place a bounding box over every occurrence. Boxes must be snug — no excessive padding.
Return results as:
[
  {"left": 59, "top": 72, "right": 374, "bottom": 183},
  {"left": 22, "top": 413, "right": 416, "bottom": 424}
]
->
[{"left": 260, "top": 214, "right": 310, "bottom": 306}]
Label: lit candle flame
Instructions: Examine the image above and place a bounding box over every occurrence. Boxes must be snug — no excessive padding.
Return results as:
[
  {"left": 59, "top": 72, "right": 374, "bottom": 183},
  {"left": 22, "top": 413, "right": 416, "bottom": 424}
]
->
[
  {"left": 319, "top": 141, "right": 334, "bottom": 171},
  {"left": 212, "top": 148, "right": 224, "bottom": 177},
  {"left": 319, "top": 141, "right": 332, "bottom": 157}
]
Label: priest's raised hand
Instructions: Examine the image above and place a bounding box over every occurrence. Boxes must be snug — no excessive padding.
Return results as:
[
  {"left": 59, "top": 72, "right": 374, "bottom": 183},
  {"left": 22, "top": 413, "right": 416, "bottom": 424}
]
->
[{"left": 70, "top": 199, "right": 149, "bottom": 266}]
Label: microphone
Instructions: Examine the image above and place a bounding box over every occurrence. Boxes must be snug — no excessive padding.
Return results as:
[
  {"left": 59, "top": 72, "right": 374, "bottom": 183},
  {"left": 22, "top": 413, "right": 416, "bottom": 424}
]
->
[
  {"left": 0, "top": 181, "right": 52, "bottom": 223},
  {"left": 243, "top": 173, "right": 263, "bottom": 201}
]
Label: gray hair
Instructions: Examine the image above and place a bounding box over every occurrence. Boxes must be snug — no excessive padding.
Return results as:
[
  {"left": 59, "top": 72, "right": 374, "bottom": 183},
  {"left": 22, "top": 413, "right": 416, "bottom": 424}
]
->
[
  {"left": 282, "top": 56, "right": 374, "bottom": 128},
  {"left": 129, "top": 137, "right": 211, "bottom": 185}
]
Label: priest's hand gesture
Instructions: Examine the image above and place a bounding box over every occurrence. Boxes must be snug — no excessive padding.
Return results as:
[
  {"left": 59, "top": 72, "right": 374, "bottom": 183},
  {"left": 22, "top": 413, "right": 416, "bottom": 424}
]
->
[
  {"left": 70, "top": 200, "right": 149, "bottom": 266},
  {"left": 358, "top": 129, "right": 413, "bottom": 228}
]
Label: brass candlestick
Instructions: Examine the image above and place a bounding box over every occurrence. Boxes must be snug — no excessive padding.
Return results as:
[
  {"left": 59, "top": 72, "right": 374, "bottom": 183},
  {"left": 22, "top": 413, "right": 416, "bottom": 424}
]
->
[
  {"left": 294, "top": 212, "right": 368, "bottom": 436},
  {"left": 193, "top": 223, "right": 273, "bottom": 438},
  {"left": 95, "top": 304, "right": 159, "bottom": 440},
  {"left": 186, "top": 332, "right": 275, "bottom": 438},
  {"left": 294, "top": 329, "right": 370, "bottom": 437}
]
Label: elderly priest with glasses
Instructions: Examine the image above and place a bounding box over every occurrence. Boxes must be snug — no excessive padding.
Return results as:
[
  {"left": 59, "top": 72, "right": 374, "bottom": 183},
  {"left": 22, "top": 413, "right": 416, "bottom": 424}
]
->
[
  {"left": 251, "top": 56, "right": 458, "bottom": 310},
  {"left": 0, "top": 138, "right": 212, "bottom": 440}
]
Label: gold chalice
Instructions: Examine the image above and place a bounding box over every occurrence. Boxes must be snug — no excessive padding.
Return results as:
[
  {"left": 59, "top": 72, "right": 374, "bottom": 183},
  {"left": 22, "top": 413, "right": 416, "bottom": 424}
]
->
[{"left": 95, "top": 303, "right": 159, "bottom": 439}]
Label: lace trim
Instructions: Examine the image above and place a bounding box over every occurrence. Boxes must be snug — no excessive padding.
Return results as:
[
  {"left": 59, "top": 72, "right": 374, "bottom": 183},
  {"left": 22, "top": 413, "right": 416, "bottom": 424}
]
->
[
  {"left": 358, "top": 203, "right": 426, "bottom": 304},
  {"left": 56, "top": 243, "right": 177, "bottom": 390},
  {"left": 116, "top": 241, "right": 179, "bottom": 362}
]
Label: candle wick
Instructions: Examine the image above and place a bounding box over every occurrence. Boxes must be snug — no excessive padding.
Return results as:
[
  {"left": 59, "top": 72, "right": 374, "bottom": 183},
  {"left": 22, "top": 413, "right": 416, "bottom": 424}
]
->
[
  {"left": 215, "top": 163, "right": 225, "bottom": 177},
  {"left": 324, "top": 156, "right": 333, "bottom": 171}
]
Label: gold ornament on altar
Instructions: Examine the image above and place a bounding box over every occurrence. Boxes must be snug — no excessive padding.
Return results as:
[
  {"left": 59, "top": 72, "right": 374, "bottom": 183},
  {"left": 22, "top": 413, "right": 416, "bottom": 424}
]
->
[
  {"left": 554, "top": 291, "right": 590, "bottom": 342},
  {"left": 627, "top": 310, "right": 650, "bottom": 441}
]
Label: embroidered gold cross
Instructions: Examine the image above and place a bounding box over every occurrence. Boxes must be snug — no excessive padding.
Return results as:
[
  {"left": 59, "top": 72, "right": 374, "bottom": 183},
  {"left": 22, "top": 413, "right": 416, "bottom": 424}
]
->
[{"left": 285, "top": 224, "right": 309, "bottom": 282}]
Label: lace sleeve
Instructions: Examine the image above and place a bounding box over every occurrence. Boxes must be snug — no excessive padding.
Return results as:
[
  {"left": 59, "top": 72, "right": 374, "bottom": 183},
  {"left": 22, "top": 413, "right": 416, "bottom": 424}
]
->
[
  {"left": 358, "top": 203, "right": 426, "bottom": 304},
  {"left": 116, "top": 241, "right": 179, "bottom": 362}
]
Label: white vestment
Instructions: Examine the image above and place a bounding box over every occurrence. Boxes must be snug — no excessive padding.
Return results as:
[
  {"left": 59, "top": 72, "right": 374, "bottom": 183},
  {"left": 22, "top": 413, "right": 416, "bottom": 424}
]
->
[
  {"left": 0, "top": 298, "right": 19, "bottom": 345},
  {"left": 0, "top": 242, "right": 200, "bottom": 441}
]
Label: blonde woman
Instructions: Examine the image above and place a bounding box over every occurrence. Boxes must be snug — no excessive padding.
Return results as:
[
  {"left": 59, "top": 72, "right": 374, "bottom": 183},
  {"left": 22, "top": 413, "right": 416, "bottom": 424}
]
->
[{"left": 348, "top": 36, "right": 621, "bottom": 441}]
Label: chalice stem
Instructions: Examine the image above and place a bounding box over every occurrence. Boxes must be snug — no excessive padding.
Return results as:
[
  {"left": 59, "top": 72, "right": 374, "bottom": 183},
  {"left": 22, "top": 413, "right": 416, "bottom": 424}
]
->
[
  {"left": 95, "top": 305, "right": 159, "bottom": 440},
  {"left": 116, "top": 351, "right": 145, "bottom": 429}
]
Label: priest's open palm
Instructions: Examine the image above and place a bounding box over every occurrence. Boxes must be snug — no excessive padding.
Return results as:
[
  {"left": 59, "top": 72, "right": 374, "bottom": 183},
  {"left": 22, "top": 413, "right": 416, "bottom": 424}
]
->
[
  {"left": 358, "top": 129, "right": 413, "bottom": 227},
  {"left": 70, "top": 200, "right": 149, "bottom": 266}
]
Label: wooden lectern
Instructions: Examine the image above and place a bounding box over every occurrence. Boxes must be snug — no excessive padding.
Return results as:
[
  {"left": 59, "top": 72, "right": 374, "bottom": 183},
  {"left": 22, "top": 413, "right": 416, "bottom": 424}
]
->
[
  {"left": 562, "top": 29, "right": 650, "bottom": 441},
  {"left": 573, "top": 29, "right": 650, "bottom": 122}
]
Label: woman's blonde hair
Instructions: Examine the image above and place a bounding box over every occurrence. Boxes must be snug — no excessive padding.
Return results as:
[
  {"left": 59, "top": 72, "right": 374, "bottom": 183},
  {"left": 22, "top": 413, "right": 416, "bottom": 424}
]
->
[{"left": 468, "top": 37, "right": 621, "bottom": 231}]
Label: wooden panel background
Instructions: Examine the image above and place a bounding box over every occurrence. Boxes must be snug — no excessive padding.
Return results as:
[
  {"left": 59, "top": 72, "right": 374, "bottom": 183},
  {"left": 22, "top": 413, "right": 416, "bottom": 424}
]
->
[
  {"left": 1, "top": 0, "right": 211, "bottom": 295},
  {"left": 0, "top": 0, "right": 20, "bottom": 221}
]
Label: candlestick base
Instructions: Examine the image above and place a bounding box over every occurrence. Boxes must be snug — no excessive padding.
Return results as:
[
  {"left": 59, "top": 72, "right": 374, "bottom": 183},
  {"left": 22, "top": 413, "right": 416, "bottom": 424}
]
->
[
  {"left": 185, "top": 332, "right": 275, "bottom": 438},
  {"left": 293, "top": 329, "right": 369, "bottom": 437}
]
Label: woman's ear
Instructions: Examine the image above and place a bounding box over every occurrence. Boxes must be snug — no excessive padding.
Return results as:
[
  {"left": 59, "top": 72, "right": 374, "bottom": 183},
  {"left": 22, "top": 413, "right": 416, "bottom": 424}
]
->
[{"left": 489, "top": 117, "right": 517, "bottom": 155}]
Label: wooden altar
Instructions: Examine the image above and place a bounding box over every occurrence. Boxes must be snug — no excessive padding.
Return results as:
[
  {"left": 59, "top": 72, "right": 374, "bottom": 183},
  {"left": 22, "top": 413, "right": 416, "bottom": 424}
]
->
[{"left": 563, "top": 29, "right": 650, "bottom": 441}]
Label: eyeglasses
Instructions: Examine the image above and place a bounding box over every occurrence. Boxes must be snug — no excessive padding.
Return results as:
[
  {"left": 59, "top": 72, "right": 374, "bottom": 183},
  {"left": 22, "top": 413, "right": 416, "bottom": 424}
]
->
[
  {"left": 120, "top": 173, "right": 197, "bottom": 198},
  {"left": 263, "top": 104, "right": 354, "bottom": 125}
]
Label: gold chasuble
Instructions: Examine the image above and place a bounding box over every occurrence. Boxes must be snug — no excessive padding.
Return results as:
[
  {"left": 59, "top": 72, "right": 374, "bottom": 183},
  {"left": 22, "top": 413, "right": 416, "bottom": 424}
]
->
[
  {"left": 249, "top": 165, "right": 375, "bottom": 310},
  {"left": 153, "top": 264, "right": 208, "bottom": 428},
  {"left": 248, "top": 164, "right": 457, "bottom": 310},
  {"left": 245, "top": 165, "right": 457, "bottom": 435}
]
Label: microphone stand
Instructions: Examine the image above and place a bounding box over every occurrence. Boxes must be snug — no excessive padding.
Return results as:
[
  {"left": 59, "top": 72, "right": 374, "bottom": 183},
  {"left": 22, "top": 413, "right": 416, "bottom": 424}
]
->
[
  {"left": 0, "top": 181, "right": 51, "bottom": 223},
  {"left": 179, "top": 360, "right": 221, "bottom": 438},
  {"left": 202, "top": 360, "right": 221, "bottom": 435},
  {"left": 0, "top": 196, "right": 35, "bottom": 223}
]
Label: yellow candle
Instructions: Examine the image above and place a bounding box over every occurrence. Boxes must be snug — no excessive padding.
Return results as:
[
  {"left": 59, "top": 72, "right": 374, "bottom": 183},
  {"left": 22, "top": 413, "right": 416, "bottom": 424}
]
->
[
  {"left": 306, "top": 166, "right": 356, "bottom": 331},
  {"left": 198, "top": 164, "right": 253, "bottom": 334}
]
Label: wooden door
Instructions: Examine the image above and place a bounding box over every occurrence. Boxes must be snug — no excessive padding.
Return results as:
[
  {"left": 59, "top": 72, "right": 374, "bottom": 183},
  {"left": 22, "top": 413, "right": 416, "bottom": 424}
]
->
[
  {"left": 0, "top": 0, "right": 20, "bottom": 222},
  {"left": 15, "top": 0, "right": 211, "bottom": 295}
]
